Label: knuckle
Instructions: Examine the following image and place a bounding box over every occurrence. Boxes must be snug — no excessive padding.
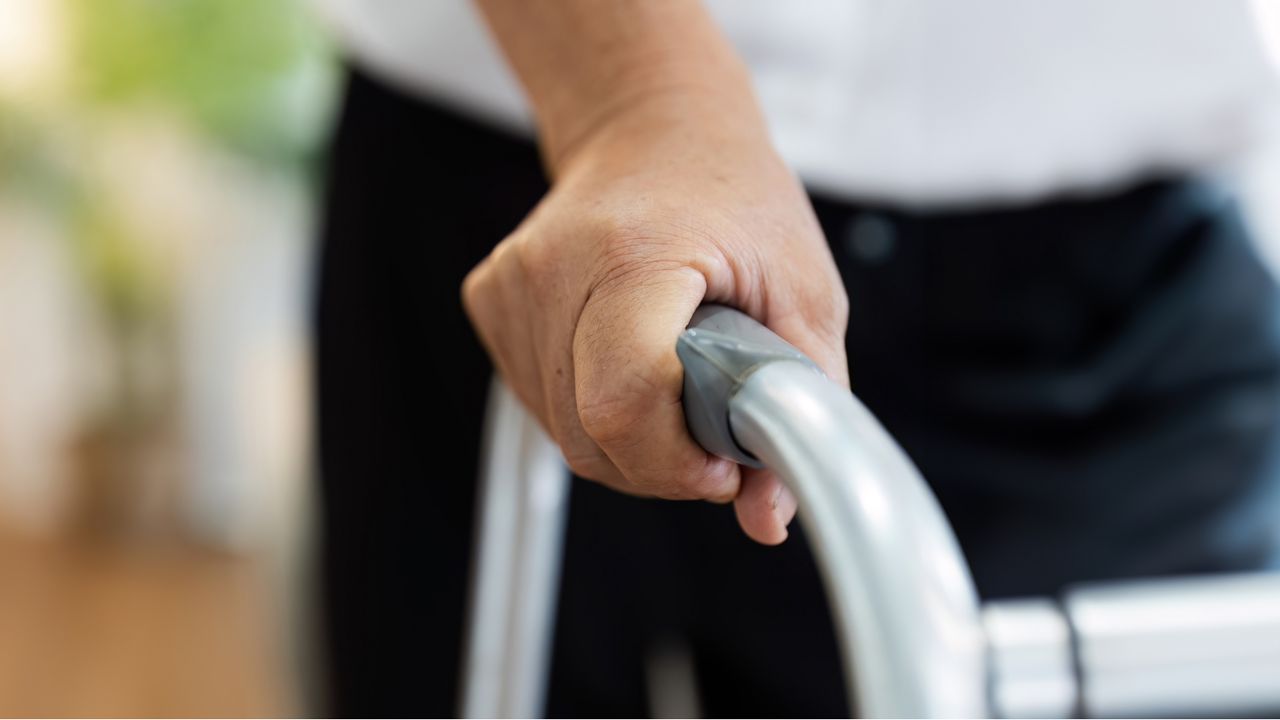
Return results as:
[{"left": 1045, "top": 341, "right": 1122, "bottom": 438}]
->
[
  {"left": 685, "top": 460, "right": 735, "bottom": 501},
  {"left": 462, "top": 239, "right": 514, "bottom": 314},
  {"left": 829, "top": 282, "right": 850, "bottom": 319},
  {"left": 587, "top": 208, "right": 644, "bottom": 245},
  {"left": 563, "top": 446, "right": 610, "bottom": 481},
  {"left": 620, "top": 452, "right": 730, "bottom": 502},
  {"left": 510, "top": 232, "right": 554, "bottom": 281},
  {"left": 576, "top": 388, "right": 642, "bottom": 449},
  {"left": 668, "top": 474, "right": 707, "bottom": 500},
  {"left": 460, "top": 266, "right": 487, "bottom": 316},
  {"left": 800, "top": 279, "right": 850, "bottom": 337},
  {"left": 826, "top": 286, "right": 851, "bottom": 331},
  {"left": 511, "top": 233, "right": 576, "bottom": 303}
]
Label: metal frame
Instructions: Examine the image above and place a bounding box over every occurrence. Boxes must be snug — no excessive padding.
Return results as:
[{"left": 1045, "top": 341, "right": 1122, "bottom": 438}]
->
[
  {"left": 461, "top": 306, "right": 1280, "bottom": 718},
  {"left": 729, "top": 361, "right": 986, "bottom": 716},
  {"left": 461, "top": 378, "right": 569, "bottom": 719}
]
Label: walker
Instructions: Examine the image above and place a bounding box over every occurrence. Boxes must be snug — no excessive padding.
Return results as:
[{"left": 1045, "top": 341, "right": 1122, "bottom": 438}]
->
[{"left": 461, "top": 305, "right": 1280, "bottom": 718}]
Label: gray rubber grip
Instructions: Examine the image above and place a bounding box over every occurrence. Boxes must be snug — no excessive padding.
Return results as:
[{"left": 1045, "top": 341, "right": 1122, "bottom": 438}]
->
[{"left": 676, "top": 304, "right": 822, "bottom": 466}]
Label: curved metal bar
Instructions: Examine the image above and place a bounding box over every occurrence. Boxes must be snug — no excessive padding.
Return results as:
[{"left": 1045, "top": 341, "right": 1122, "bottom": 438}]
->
[
  {"left": 678, "top": 304, "right": 986, "bottom": 716},
  {"left": 465, "top": 306, "right": 988, "bottom": 717},
  {"left": 462, "top": 303, "right": 1280, "bottom": 719},
  {"left": 464, "top": 307, "right": 987, "bottom": 716},
  {"left": 729, "top": 361, "right": 987, "bottom": 717}
]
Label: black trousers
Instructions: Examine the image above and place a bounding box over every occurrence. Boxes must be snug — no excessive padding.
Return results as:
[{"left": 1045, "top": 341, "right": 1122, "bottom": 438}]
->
[{"left": 315, "top": 69, "right": 1280, "bottom": 717}]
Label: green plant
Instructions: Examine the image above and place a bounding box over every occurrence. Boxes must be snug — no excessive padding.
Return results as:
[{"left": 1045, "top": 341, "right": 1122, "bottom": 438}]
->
[{"left": 66, "top": 0, "right": 336, "bottom": 167}]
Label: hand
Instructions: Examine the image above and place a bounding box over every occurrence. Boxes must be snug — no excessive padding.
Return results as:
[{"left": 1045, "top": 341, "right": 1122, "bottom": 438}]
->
[{"left": 462, "top": 93, "right": 848, "bottom": 544}]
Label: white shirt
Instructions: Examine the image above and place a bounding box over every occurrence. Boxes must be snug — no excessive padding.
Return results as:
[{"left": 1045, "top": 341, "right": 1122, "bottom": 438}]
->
[{"left": 315, "top": 0, "right": 1280, "bottom": 209}]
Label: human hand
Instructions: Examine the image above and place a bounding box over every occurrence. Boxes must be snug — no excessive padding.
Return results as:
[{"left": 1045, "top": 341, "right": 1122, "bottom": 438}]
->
[{"left": 463, "top": 93, "right": 848, "bottom": 544}]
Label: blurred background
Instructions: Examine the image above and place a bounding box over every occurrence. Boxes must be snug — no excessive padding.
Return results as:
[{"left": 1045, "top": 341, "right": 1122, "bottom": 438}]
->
[
  {"left": 4, "top": 0, "right": 1280, "bottom": 717},
  {"left": 0, "top": 0, "right": 333, "bottom": 714}
]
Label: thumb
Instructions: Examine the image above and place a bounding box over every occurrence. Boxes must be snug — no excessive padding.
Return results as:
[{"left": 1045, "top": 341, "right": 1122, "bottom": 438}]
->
[
  {"left": 574, "top": 265, "right": 740, "bottom": 500},
  {"left": 764, "top": 292, "right": 850, "bottom": 390},
  {"left": 726, "top": 284, "right": 846, "bottom": 544}
]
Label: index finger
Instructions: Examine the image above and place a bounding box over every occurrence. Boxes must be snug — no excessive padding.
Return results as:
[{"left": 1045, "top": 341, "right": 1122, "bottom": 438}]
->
[{"left": 572, "top": 266, "right": 740, "bottom": 502}]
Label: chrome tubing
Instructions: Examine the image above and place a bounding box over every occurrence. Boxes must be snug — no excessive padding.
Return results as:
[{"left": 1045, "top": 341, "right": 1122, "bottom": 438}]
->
[
  {"left": 984, "top": 572, "right": 1280, "bottom": 718},
  {"left": 462, "top": 304, "right": 1280, "bottom": 718},
  {"left": 461, "top": 379, "right": 570, "bottom": 718},
  {"left": 983, "top": 598, "right": 1078, "bottom": 718},
  {"left": 680, "top": 305, "right": 987, "bottom": 717},
  {"left": 1073, "top": 572, "right": 1280, "bottom": 717},
  {"left": 462, "top": 307, "right": 989, "bottom": 717}
]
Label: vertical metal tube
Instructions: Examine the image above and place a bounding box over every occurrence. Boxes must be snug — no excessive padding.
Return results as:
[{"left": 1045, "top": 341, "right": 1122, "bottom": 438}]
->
[{"left": 461, "top": 379, "right": 569, "bottom": 718}]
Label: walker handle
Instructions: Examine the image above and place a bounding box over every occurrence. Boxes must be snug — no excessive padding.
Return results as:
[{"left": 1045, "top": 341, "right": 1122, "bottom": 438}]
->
[{"left": 678, "top": 304, "right": 988, "bottom": 718}]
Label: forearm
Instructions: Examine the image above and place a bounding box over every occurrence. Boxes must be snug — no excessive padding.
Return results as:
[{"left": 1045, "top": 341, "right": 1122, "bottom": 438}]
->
[
  {"left": 467, "top": 1, "right": 845, "bottom": 547},
  {"left": 473, "top": 0, "right": 765, "bottom": 173}
]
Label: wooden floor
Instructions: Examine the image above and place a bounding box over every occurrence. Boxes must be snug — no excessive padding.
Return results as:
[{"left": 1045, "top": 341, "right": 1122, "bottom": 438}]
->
[{"left": 0, "top": 526, "right": 295, "bottom": 717}]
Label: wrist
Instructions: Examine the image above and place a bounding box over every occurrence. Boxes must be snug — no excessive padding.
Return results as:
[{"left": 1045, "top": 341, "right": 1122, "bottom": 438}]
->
[
  {"left": 532, "top": 30, "right": 767, "bottom": 174},
  {"left": 545, "top": 75, "right": 772, "bottom": 180}
]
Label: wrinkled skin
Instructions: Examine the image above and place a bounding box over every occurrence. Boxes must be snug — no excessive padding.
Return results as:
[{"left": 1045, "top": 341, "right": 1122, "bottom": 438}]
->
[{"left": 463, "top": 96, "right": 849, "bottom": 545}]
